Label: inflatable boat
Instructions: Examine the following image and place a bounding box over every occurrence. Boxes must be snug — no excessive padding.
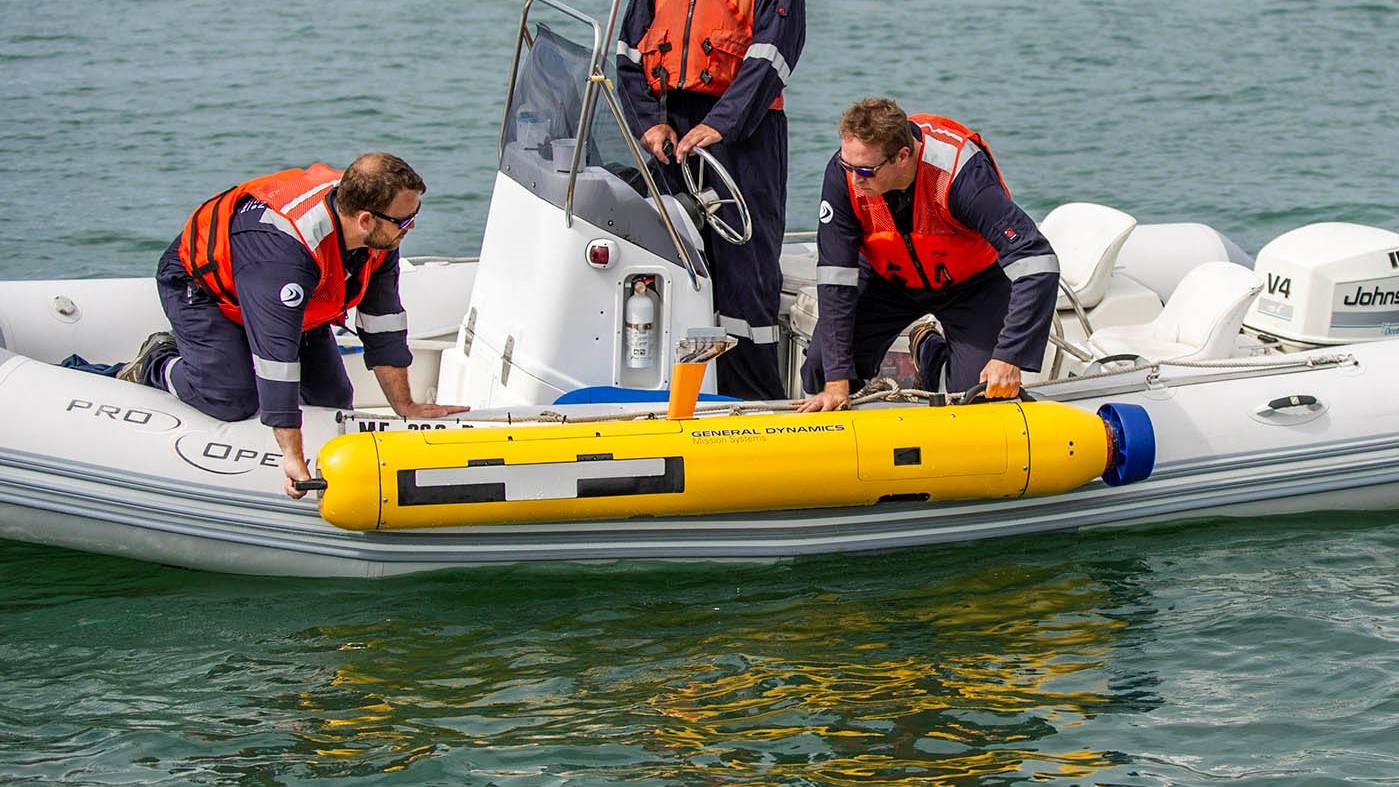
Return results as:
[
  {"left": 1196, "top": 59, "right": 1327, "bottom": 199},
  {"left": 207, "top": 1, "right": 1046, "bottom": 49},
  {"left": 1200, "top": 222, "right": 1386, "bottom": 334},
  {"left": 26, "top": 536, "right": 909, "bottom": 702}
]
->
[{"left": 1, "top": 0, "right": 1397, "bottom": 576}]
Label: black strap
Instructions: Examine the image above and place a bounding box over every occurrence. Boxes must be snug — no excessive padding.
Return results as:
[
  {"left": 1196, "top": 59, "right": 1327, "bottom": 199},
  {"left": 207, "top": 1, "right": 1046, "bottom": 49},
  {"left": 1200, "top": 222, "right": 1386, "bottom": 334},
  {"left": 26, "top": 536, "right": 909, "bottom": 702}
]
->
[
  {"left": 188, "top": 187, "right": 239, "bottom": 305},
  {"left": 1266, "top": 394, "right": 1318, "bottom": 410},
  {"left": 933, "top": 263, "right": 954, "bottom": 289},
  {"left": 655, "top": 65, "right": 669, "bottom": 128}
]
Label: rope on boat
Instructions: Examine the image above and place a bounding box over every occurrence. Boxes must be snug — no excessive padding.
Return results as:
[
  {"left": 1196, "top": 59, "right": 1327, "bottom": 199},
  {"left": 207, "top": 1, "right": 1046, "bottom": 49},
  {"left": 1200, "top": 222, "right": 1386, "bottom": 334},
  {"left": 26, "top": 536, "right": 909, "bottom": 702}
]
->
[
  {"left": 431, "top": 378, "right": 944, "bottom": 424},
  {"left": 338, "top": 353, "right": 1357, "bottom": 429},
  {"left": 1025, "top": 351, "right": 1356, "bottom": 386}
]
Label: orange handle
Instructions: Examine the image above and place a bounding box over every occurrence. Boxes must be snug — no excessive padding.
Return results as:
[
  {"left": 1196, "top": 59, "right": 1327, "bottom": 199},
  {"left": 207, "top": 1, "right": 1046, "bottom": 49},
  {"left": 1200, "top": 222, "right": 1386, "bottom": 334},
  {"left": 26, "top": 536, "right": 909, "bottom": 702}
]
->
[{"left": 666, "top": 362, "right": 708, "bottom": 420}]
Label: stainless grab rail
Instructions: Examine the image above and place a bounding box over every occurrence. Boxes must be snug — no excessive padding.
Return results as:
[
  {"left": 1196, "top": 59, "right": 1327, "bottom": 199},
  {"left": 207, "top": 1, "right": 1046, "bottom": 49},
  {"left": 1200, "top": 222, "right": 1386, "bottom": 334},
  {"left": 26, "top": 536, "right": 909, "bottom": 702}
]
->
[
  {"left": 1044, "top": 279, "right": 1097, "bottom": 377},
  {"left": 562, "top": 0, "right": 619, "bottom": 229}
]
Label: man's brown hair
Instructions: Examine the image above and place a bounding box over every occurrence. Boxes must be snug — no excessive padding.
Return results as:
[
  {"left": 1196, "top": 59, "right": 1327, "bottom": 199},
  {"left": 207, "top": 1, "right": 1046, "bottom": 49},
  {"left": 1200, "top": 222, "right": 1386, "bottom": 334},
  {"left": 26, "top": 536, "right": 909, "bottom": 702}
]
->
[
  {"left": 838, "top": 98, "right": 916, "bottom": 159},
  {"left": 336, "top": 152, "right": 426, "bottom": 215}
]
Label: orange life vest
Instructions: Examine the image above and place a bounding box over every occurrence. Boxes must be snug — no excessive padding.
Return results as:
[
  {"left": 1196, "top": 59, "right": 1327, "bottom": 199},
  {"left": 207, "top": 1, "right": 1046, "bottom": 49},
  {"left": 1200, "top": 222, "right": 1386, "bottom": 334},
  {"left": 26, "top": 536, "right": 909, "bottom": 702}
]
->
[
  {"left": 178, "top": 164, "right": 390, "bottom": 330},
  {"left": 638, "top": 0, "right": 784, "bottom": 111},
  {"left": 847, "top": 115, "right": 1010, "bottom": 290}
]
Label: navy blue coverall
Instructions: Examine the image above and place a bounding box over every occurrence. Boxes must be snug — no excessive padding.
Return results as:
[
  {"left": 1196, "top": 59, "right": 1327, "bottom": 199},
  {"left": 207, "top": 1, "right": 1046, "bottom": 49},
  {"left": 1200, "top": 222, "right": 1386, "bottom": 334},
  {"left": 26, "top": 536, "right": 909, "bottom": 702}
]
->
[
  {"left": 136, "top": 191, "right": 411, "bottom": 427},
  {"left": 802, "top": 124, "right": 1060, "bottom": 395},
  {"left": 617, "top": 0, "right": 806, "bottom": 400}
]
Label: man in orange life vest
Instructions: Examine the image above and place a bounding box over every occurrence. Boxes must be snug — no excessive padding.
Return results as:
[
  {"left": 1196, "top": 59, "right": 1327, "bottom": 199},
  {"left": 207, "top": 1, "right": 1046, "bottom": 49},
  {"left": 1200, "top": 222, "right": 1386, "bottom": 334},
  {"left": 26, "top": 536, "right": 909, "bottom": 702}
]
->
[
  {"left": 796, "top": 99, "right": 1060, "bottom": 412},
  {"left": 617, "top": 0, "right": 805, "bottom": 400},
  {"left": 118, "top": 153, "right": 469, "bottom": 498}
]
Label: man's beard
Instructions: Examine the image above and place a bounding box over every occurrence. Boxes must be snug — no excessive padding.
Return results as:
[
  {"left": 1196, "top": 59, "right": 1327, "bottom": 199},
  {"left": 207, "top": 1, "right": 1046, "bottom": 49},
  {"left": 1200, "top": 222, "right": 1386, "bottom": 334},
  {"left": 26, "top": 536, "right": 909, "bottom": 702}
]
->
[{"left": 365, "top": 227, "right": 403, "bottom": 251}]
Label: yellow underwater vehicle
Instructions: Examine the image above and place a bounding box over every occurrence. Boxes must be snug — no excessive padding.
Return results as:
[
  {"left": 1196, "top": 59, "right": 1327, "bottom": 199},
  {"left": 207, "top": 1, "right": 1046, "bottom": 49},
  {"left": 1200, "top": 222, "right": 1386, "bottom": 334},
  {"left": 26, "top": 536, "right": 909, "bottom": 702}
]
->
[{"left": 310, "top": 362, "right": 1155, "bottom": 531}]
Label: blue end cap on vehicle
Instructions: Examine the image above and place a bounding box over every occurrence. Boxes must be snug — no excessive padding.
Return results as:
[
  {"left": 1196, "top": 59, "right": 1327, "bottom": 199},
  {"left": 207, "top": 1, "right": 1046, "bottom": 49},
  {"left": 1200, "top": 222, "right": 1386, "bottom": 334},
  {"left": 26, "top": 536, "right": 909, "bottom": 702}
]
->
[{"left": 1098, "top": 403, "right": 1155, "bottom": 486}]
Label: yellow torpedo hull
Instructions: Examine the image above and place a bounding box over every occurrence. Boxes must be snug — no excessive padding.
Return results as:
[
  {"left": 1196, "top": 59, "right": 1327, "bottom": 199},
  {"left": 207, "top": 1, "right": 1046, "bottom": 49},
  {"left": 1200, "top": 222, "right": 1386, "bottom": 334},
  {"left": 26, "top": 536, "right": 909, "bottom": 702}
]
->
[{"left": 314, "top": 401, "right": 1139, "bottom": 531}]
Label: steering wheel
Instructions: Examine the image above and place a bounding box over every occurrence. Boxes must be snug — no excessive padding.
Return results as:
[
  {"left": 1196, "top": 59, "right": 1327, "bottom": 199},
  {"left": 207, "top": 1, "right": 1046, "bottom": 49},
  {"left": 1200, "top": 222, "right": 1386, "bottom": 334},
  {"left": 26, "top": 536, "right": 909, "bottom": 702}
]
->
[{"left": 677, "top": 146, "right": 753, "bottom": 245}]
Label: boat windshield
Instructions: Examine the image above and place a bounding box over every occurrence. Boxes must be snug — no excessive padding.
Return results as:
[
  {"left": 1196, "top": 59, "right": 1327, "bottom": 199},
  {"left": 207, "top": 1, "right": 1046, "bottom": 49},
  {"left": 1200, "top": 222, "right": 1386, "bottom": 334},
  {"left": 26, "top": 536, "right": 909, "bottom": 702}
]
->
[{"left": 498, "top": 16, "right": 703, "bottom": 272}]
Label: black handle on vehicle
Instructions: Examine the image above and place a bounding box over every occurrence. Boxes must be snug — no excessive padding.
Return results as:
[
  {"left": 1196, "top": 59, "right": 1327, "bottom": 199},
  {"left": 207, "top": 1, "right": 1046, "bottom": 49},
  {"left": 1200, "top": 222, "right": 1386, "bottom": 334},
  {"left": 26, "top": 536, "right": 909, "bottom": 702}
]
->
[
  {"left": 959, "top": 382, "right": 1037, "bottom": 404},
  {"left": 293, "top": 479, "right": 329, "bottom": 492}
]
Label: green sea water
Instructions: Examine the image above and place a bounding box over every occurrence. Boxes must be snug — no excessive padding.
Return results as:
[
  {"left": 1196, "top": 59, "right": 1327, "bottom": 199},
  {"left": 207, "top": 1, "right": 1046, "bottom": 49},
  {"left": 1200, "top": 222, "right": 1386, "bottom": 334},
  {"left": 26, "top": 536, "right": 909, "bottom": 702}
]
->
[
  {"left": 2, "top": 517, "right": 1397, "bottom": 784},
  {"left": 2, "top": 0, "right": 1398, "bottom": 783}
]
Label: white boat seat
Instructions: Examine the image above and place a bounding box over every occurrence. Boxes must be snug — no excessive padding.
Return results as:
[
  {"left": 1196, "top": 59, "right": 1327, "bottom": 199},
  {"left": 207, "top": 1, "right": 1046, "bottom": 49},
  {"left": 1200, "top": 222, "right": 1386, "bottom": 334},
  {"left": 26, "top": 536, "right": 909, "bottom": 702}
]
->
[
  {"left": 1087, "top": 262, "right": 1262, "bottom": 363},
  {"left": 778, "top": 241, "right": 819, "bottom": 292},
  {"left": 1039, "top": 202, "right": 1137, "bottom": 310}
]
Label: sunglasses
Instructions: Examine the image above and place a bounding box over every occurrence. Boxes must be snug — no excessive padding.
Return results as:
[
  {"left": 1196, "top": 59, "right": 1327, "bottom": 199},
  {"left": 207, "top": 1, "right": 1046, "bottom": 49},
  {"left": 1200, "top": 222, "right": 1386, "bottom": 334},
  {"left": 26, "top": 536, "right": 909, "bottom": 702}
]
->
[
  {"left": 838, "top": 155, "right": 893, "bottom": 178},
  {"left": 369, "top": 208, "right": 419, "bottom": 231}
]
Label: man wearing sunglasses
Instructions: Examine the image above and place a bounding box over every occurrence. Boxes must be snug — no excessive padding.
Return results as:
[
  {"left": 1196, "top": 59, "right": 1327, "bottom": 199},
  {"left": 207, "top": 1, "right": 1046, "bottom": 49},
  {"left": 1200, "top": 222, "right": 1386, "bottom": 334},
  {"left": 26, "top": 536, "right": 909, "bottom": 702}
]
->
[
  {"left": 616, "top": 0, "right": 806, "bottom": 400},
  {"left": 118, "top": 152, "right": 469, "bottom": 498},
  {"left": 796, "top": 98, "right": 1059, "bottom": 412}
]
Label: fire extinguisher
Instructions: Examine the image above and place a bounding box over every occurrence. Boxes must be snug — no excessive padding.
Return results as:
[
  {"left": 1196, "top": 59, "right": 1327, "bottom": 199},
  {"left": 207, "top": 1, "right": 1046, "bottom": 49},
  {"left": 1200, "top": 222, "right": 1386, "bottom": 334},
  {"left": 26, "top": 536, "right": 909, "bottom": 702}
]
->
[{"left": 624, "top": 278, "right": 655, "bottom": 369}]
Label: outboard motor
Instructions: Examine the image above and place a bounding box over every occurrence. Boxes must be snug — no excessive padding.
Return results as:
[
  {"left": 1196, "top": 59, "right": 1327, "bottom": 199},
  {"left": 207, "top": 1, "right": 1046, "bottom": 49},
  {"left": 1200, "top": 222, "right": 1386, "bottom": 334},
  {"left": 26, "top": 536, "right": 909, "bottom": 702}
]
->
[{"left": 1244, "top": 222, "right": 1399, "bottom": 351}]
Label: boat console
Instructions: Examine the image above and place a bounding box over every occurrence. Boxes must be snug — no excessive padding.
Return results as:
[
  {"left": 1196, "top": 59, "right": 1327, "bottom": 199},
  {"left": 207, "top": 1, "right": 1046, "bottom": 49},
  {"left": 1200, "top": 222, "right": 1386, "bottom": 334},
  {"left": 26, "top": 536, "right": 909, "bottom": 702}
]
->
[{"left": 434, "top": 1, "right": 759, "bottom": 410}]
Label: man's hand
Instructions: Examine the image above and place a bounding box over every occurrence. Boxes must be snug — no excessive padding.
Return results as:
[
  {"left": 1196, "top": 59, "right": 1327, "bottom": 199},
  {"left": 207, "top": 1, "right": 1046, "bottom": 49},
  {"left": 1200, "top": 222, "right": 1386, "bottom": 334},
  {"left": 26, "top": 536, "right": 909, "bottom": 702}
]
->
[
  {"left": 373, "top": 366, "right": 470, "bottom": 420},
  {"left": 282, "top": 453, "right": 312, "bottom": 500},
  {"left": 795, "top": 380, "right": 851, "bottom": 413},
  {"left": 395, "top": 402, "right": 471, "bottom": 419},
  {"left": 675, "top": 123, "right": 723, "bottom": 159},
  {"left": 273, "top": 426, "right": 311, "bottom": 500},
  {"left": 979, "top": 359, "right": 1023, "bottom": 399},
  {"left": 641, "top": 124, "right": 679, "bottom": 164}
]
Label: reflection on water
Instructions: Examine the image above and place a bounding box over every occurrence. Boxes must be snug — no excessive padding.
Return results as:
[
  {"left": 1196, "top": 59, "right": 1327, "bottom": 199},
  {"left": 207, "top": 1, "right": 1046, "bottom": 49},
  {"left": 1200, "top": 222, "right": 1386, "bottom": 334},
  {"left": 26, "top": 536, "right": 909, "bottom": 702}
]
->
[
  {"left": 255, "top": 550, "right": 1161, "bottom": 783},
  {"left": 3, "top": 516, "right": 1396, "bottom": 783}
]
